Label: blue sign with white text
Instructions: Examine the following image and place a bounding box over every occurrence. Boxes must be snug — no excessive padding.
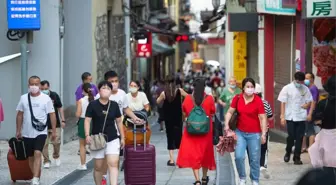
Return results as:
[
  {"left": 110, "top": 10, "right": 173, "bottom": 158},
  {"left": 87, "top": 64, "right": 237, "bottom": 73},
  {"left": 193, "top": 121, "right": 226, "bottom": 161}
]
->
[{"left": 7, "top": 0, "right": 41, "bottom": 30}]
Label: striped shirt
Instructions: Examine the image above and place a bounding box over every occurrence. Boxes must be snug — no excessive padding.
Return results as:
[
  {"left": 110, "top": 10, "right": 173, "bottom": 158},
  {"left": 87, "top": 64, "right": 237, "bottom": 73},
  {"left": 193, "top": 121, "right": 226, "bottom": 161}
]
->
[{"left": 262, "top": 100, "right": 273, "bottom": 118}]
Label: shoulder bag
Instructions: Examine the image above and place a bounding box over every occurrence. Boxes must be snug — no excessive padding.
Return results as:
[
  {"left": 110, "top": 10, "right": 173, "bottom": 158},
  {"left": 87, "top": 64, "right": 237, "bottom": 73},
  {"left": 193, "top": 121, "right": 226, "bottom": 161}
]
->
[
  {"left": 228, "top": 95, "right": 240, "bottom": 130},
  {"left": 28, "top": 94, "right": 47, "bottom": 131},
  {"left": 89, "top": 101, "right": 111, "bottom": 151}
]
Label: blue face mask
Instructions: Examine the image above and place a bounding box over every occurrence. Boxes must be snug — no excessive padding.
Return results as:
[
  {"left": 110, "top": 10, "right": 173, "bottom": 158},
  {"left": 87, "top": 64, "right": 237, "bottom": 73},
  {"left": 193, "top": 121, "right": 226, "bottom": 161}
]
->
[
  {"left": 42, "top": 90, "right": 50, "bottom": 94},
  {"left": 229, "top": 84, "right": 236, "bottom": 89},
  {"left": 294, "top": 82, "right": 301, "bottom": 88},
  {"left": 304, "top": 79, "right": 310, "bottom": 86}
]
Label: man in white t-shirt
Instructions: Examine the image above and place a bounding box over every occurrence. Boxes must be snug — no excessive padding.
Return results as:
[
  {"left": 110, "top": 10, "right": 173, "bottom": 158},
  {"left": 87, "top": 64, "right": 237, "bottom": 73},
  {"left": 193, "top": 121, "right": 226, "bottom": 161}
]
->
[
  {"left": 16, "top": 76, "right": 57, "bottom": 185},
  {"left": 95, "top": 71, "right": 142, "bottom": 185}
]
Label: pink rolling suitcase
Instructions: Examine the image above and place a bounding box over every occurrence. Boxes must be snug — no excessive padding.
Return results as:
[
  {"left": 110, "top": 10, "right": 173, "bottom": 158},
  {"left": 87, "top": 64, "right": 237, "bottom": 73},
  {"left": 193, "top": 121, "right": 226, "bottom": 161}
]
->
[{"left": 124, "top": 123, "right": 156, "bottom": 185}]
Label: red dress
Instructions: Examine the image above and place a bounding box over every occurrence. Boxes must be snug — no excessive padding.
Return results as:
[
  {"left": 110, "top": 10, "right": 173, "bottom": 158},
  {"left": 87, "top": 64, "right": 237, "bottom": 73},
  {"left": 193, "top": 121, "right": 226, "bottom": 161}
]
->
[{"left": 176, "top": 95, "right": 216, "bottom": 170}]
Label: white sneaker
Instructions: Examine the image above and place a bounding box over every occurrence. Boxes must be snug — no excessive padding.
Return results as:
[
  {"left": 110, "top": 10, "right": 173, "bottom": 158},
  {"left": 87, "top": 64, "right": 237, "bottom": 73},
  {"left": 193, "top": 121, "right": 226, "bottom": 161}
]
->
[
  {"left": 43, "top": 162, "right": 51, "bottom": 169},
  {"left": 55, "top": 158, "right": 61, "bottom": 166},
  {"left": 239, "top": 179, "right": 246, "bottom": 185},
  {"left": 77, "top": 164, "right": 87, "bottom": 170},
  {"left": 260, "top": 167, "right": 270, "bottom": 179},
  {"left": 252, "top": 181, "right": 259, "bottom": 185},
  {"left": 31, "top": 177, "right": 40, "bottom": 185}
]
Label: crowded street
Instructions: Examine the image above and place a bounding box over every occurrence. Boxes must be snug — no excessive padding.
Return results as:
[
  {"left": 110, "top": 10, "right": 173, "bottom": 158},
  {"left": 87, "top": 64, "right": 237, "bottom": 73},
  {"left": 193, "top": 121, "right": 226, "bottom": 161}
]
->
[{"left": 0, "top": 0, "right": 335, "bottom": 185}]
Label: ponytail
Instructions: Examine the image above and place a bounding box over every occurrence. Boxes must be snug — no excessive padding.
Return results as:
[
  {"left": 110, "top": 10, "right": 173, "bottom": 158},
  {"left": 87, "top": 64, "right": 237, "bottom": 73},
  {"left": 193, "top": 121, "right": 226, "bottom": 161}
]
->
[
  {"left": 88, "top": 89, "right": 94, "bottom": 102},
  {"left": 82, "top": 83, "right": 94, "bottom": 102},
  {"left": 193, "top": 78, "right": 205, "bottom": 106}
]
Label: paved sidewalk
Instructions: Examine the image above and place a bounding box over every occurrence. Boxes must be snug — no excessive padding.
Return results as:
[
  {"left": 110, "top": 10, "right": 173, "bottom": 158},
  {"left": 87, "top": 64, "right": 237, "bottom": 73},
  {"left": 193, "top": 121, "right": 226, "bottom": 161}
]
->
[
  {"left": 230, "top": 141, "right": 312, "bottom": 185},
  {"left": 58, "top": 124, "right": 235, "bottom": 185},
  {"left": 0, "top": 139, "right": 92, "bottom": 185}
]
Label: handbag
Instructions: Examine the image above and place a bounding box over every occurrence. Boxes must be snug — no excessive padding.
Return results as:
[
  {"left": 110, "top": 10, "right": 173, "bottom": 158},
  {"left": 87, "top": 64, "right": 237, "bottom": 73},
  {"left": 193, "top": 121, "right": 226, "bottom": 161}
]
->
[
  {"left": 89, "top": 101, "right": 110, "bottom": 151},
  {"left": 28, "top": 94, "right": 47, "bottom": 131},
  {"left": 213, "top": 115, "right": 223, "bottom": 145},
  {"left": 228, "top": 95, "right": 240, "bottom": 130},
  {"left": 216, "top": 130, "right": 237, "bottom": 156}
]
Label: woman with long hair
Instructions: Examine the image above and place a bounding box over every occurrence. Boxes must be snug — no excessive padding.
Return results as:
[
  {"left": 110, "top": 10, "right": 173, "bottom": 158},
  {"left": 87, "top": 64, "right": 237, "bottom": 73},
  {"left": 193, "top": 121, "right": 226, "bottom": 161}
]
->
[
  {"left": 224, "top": 77, "right": 268, "bottom": 185},
  {"left": 309, "top": 75, "right": 336, "bottom": 172},
  {"left": 75, "top": 83, "right": 95, "bottom": 170},
  {"left": 157, "top": 75, "right": 184, "bottom": 166},
  {"left": 177, "top": 78, "right": 216, "bottom": 185}
]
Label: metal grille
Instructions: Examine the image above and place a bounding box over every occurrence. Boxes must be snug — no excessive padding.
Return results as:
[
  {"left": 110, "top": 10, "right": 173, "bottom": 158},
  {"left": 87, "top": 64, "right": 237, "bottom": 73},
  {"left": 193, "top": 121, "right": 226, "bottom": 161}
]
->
[{"left": 273, "top": 16, "right": 296, "bottom": 130}]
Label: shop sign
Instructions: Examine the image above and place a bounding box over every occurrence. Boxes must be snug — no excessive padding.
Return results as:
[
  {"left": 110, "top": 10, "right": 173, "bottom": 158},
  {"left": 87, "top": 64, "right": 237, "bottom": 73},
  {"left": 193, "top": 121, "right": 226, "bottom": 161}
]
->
[
  {"left": 136, "top": 32, "right": 152, "bottom": 58},
  {"left": 233, "top": 32, "right": 247, "bottom": 85},
  {"left": 306, "top": 0, "right": 336, "bottom": 18},
  {"left": 7, "top": 0, "right": 41, "bottom": 30},
  {"left": 257, "top": 0, "right": 296, "bottom": 15}
]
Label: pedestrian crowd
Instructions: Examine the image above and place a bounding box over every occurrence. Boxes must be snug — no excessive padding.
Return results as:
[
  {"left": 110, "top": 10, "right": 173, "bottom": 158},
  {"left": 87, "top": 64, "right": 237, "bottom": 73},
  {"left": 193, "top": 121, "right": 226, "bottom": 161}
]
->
[{"left": 8, "top": 66, "right": 336, "bottom": 185}]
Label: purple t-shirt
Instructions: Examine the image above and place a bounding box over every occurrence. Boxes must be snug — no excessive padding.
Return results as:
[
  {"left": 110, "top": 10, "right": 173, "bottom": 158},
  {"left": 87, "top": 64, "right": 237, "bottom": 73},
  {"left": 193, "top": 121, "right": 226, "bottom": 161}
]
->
[
  {"left": 308, "top": 85, "right": 319, "bottom": 113},
  {"left": 75, "top": 84, "right": 99, "bottom": 101}
]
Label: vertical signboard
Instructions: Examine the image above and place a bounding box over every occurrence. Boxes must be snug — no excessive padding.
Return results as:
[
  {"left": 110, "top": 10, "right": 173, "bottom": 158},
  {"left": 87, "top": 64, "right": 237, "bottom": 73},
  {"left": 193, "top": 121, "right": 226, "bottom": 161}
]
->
[
  {"left": 233, "top": 32, "right": 247, "bottom": 86},
  {"left": 7, "top": 0, "right": 41, "bottom": 30}
]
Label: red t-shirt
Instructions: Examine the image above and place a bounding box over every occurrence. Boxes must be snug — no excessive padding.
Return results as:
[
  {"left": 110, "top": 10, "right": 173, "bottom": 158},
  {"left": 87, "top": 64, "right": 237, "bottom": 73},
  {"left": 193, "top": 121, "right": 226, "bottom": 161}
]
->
[{"left": 230, "top": 93, "right": 265, "bottom": 133}]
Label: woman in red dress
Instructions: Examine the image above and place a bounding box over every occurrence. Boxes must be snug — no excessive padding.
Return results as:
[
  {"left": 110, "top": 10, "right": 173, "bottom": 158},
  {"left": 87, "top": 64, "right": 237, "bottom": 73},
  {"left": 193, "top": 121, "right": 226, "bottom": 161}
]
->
[{"left": 177, "top": 78, "right": 216, "bottom": 185}]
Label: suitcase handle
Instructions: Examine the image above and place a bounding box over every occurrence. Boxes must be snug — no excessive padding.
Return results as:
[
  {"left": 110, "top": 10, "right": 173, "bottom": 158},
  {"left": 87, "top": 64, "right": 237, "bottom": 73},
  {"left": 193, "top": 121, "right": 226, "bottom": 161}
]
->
[{"left": 133, "top": 123, "right": 147, "bottom": 151}]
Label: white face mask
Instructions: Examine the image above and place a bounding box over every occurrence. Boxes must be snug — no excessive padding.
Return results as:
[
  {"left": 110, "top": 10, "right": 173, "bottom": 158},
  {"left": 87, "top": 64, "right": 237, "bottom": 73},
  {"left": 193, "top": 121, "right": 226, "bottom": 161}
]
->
[
  {"left": 111, "top": 82, "right": 118, "bottom": 91},
  {"left": 129, "top": 87, "right": 138, "bottom": 93},
  {"left": 244, "top": 88, "right": 255, "bottom": 96},
  {"left": 100, "top": 89, "right": 111, "bottom": 98},
  {"left": 29, "top": 85, "right": 40, "bottom": 94}
]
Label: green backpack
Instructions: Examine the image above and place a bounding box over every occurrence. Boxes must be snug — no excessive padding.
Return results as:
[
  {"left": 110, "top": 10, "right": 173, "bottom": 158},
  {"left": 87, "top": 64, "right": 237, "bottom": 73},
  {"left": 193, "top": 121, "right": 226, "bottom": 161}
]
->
[{"left": 186, "top": 96, "right": 210, "bottom": 135}]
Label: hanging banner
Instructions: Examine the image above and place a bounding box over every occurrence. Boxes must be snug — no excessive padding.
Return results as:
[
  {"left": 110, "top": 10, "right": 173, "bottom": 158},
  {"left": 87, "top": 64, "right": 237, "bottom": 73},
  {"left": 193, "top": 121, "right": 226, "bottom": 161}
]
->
[
  {"left": 136, "top": 32, "right": 152, "bottom": 58},
  {"left": 7, "top": 0, "right": 41, "bottom": 30},
  {"left": 256, "top": 0, "right": 296, "bottom": 15},
  {"left": 233, "top": 32, "right": 247, "bottom": 86},
  {"left": 312, "top": 19, "right": 336, "bottom": 86}
]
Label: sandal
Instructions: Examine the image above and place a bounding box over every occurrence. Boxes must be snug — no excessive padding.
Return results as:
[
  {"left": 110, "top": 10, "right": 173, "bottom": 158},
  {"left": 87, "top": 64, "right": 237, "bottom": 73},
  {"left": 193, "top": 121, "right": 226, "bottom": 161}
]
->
[
  {"left": 201, "top": 176, "right": 209, "bottom": 185},
  {"left": 194, "top": 180, "right": 201, "bottom": 185},
  {"left": 167, "top": 160, "right": 175, "bottom": 166}
]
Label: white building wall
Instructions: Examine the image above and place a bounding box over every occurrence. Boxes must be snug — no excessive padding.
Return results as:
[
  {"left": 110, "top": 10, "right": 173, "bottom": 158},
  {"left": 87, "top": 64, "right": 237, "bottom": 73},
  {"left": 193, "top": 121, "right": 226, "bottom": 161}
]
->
[
  {"left": 63, "top": 0, "right": 93, "bottom": 107},
  {"left": 0, "top": 0, "right": 61, "bottom": 139}
]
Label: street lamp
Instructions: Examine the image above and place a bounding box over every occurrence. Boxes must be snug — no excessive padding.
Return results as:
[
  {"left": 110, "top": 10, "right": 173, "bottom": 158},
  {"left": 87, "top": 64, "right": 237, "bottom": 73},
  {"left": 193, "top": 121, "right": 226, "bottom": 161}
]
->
[{"left": 212, "top": 0, "right": 220, "bottom": 8}]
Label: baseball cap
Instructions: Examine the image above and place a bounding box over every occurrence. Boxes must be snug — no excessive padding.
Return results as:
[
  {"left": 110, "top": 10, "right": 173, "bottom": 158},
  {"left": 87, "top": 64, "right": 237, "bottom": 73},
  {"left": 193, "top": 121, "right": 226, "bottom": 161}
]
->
[{"left": 255, "top": 83, "right": 262, "bottom": 94}]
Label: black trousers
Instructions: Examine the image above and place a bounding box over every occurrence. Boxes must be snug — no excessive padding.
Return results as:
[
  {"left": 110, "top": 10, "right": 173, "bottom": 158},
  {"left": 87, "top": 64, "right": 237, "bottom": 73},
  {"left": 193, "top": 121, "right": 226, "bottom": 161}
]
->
[
  {"left": 285, "top": 120, "right": 305, "bottom": 159},
  {"left": 247, "top": 132, "right": 269, "bottom": 168}
]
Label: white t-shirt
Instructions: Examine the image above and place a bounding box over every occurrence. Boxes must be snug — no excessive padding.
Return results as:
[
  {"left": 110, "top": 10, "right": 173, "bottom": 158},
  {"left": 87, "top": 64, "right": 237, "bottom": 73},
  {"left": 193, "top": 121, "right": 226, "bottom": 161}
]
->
[
  {"left": 16, "top": 93, "right": 55, "bottom": 138},
  {"left": 80, "top": 96, "right": 90, "bottom": 118},
  {"left": 95, "top": 89, "right": 128, "bottom": 114},
  {"left": 277, "top": 82, "right": 313, "bottom": 121},
  {"left": 126, "top": 92, "right": 149, "bottom": 111}
]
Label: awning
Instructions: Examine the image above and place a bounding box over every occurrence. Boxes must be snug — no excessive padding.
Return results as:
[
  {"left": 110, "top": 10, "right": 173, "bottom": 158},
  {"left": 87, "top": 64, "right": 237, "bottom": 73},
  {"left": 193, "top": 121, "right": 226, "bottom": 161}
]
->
[{"left": 152, "top": 34, "right": 174, "bottom": 55}]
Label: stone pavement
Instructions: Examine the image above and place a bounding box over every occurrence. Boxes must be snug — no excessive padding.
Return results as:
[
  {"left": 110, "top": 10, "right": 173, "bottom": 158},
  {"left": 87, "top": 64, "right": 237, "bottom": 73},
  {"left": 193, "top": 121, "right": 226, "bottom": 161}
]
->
[
  {"left": 0, "top": 139, "right": 92, "bottom": 185},
  {"left": 230, "top": 141, "right": 312, "bottom": 185},
  {"left": 56, "top": 124, "right": 236, "bottom": 185}
]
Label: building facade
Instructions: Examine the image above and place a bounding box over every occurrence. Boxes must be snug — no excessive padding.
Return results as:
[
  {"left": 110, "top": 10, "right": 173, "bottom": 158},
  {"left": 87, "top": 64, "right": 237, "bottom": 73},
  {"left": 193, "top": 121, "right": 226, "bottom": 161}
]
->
[{"left": 0, "top": 0, "right": 127, "bottom": 139}]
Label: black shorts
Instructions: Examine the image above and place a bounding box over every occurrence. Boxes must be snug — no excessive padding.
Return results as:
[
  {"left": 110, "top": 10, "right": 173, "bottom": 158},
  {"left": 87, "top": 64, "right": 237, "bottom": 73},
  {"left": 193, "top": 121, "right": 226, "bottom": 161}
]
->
[{"left": 23, "top": 135, "right": 47, "bottom": 157}]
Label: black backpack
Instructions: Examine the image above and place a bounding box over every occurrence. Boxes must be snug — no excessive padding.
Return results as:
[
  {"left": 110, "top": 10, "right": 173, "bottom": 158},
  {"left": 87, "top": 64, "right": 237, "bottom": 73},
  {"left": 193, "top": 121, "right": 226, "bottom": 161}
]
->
[{"left": 8, "top": 137, "right": 28, "bottom": 160}]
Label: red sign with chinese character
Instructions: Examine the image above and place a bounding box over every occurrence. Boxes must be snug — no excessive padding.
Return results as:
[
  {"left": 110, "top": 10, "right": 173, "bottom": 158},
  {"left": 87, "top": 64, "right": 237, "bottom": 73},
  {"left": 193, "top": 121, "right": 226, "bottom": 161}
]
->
[{"left": 136, "top": 32, "right": 152, "bottom": 58}]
